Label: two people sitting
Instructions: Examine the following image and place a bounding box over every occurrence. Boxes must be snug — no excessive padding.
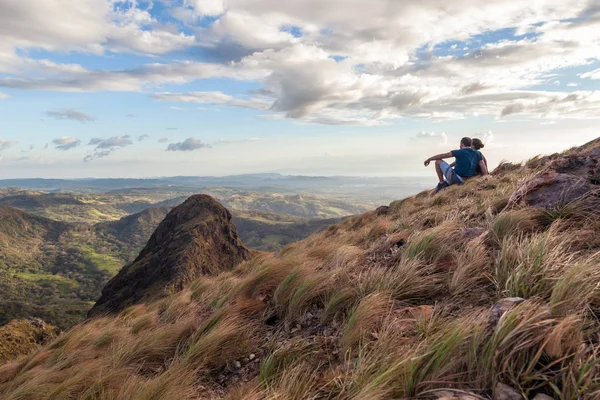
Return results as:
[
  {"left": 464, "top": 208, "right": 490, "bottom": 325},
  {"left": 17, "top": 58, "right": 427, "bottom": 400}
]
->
[{"left": 424, "top": 137, "right": 488, "bottom": 194}]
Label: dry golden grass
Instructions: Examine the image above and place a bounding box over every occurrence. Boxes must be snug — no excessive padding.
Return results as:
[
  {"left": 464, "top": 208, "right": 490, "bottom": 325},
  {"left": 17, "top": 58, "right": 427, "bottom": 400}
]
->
[{"left": 3, "top": 153, "right": 600, "bottom": 399}]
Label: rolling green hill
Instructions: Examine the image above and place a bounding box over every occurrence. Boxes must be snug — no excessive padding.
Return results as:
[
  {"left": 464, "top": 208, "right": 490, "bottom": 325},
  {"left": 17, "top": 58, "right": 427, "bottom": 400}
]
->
[
  {"left": 0, "top": 200, "right": 347, "bottom": 329},
  {"left": 0, "top": 205, "right": 170, "bottom": 329},
  {"left": 0, "top": 188, "right": 367, "bottom": 224}
]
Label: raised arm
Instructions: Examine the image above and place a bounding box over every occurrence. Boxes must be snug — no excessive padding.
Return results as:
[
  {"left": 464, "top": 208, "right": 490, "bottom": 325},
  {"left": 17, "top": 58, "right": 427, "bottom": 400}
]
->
[
  {"left": 478, "top": 159, "right": 489, "bottom": 175},
  {"left": 424, "top": 152, "right": 453, "bottom": 167}
]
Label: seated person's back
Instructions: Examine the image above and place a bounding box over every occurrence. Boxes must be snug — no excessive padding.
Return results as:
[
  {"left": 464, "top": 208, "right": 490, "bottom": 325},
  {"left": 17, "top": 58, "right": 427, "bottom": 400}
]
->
[{"left": 452, "top": 147, "right": 482, "bottom": 178}]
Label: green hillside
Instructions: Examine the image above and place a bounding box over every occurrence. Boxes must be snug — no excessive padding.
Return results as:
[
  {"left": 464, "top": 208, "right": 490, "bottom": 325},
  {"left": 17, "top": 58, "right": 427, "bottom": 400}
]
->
[{"left": 0, "top": 206, "right": 170, "bottom": 329}]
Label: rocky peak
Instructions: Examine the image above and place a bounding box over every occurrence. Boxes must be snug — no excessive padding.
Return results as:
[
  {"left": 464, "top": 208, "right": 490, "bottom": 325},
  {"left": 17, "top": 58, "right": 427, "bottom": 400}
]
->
[{"left": 89, "top": 195, "right": 251, "bottom": 316}]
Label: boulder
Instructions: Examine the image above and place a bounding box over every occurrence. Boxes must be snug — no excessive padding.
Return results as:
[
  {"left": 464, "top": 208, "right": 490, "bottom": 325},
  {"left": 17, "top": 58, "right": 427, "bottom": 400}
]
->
[
  {"left": 505, "top": 138, "right": 600, "bottom": 211},
  {"left": 490, "top": 298, "right": 525, "bottom": 327},
  {"left": 375, "top": 205, "right": 390, "bottom": 216},
  {"left": 531, "top": 394, "right": 554, "bottom": 400},
  {"left": 493, "top": 382, "right": 522, "bottom": 400},
  {"left": 0, "top": 318, "right": 60, "bottom": 363}
]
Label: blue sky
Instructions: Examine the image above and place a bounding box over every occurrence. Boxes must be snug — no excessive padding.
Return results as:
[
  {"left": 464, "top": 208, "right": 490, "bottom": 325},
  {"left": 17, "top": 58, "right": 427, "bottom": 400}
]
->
[{"left": 0, "top": 0, "right": 599, "bottom": 178}]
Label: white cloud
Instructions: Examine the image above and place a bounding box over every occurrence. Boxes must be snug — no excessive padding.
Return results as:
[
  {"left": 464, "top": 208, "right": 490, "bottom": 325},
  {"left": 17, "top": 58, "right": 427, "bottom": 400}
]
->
[
  {"left": 0, "top": 0, "right": 599, "bottom": 127},
  {"left": 0, "top": 139, "right": 18, "bottom": 151},
  {"left": 581, "top": 68, "right": 600, "bottom": 80},
  {"left": 94, "top": 136, "right": 133, "bottom": 149},
  {"left": 46, "top": 109, "right": 94, "bottom": 122},
  {"left": 153, "top": 91, "right": 233, "bottom": 104},
  {"left": 52, "top": 136, "right": 81, "bottom": 151},
  {"left": 152, "top": 90, "right": 272, "bottom": 111},
  {"left": 186, "top": 0, "right": 225, "bottom": 17},
  {"left": 0, "top": 92, "right": 8, "bottom": 99},
  {"left": 0, "top": 0, "right": 196, "bottom": 68},
  {"left": 82, "top": 136, "right": 133, "bottom": 162},
  {"left": 166, "top": 137, "right": 210, "bottom": 151}
]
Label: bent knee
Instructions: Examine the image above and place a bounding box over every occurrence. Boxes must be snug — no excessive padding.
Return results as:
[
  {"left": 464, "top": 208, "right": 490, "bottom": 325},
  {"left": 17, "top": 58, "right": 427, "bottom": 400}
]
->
[{"left": 435, "top": 159, "right": 443, "bottom": 165}]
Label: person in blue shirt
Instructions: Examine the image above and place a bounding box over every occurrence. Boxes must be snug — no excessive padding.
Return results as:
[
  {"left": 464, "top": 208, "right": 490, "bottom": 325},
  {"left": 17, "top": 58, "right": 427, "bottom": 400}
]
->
[{"left": 424, "top": 137, "right": 488, "bottom": 194}]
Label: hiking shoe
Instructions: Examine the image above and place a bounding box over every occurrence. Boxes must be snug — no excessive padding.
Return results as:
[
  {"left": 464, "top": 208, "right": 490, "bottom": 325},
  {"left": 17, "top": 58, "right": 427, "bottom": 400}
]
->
[{"left": 435, "top": 181, "right": 449, "bottom": 192}]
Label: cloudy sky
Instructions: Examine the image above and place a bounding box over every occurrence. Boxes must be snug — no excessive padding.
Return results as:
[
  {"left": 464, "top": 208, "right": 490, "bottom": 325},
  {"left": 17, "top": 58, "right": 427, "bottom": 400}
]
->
[{"left": 0, "top": 0, "right": 599, "bottom": 178}]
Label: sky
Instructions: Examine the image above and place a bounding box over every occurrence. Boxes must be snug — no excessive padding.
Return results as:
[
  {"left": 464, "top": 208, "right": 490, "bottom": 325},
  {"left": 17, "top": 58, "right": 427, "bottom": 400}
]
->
[{"left": 0, "top": 0, "right": 600, "bottom": 178}]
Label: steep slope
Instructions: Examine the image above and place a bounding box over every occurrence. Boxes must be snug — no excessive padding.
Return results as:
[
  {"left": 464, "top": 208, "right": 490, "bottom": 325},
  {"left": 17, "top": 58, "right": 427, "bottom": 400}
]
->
[
  {"left": 89, "top": 195, "right": 251, "bottom": 316},
  {"left": 94, "top": 206, "right": 171, "bottom": 262},
  {"left": 3, "top": 140, "right": 600, "bottom": 399}
]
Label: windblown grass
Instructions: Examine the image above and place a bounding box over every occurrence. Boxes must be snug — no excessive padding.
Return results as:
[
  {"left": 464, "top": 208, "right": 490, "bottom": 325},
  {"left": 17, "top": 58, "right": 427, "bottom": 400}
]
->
[{"left": 3, "top": 150, "right": 600, "bottom": 399}]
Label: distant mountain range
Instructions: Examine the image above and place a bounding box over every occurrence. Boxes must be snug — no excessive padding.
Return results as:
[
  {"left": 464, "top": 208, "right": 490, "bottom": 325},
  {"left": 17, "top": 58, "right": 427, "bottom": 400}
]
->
[{"left": 0, "top": 174, "right": 432, "bottom": 205}]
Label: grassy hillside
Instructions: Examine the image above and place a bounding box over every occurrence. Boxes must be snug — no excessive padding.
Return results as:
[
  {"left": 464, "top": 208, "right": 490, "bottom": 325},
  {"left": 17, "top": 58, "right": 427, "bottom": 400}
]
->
[
  {"left": 2, "top": 141, "right": 599, "bottom": 399},
  {"left": 0, "top": 207, "right": 170, "bottom": 329},
  {"left": 0, "top": 203, "right": 344, "bottom": 329}
]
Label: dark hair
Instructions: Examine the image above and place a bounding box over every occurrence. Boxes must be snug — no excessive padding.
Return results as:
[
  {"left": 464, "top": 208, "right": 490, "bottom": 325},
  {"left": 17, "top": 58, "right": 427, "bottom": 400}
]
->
[
  {"left": 460, "top": 137, "right": 472, "bottom": 147},
  {"left": 472, "top": 138, "right": 484, "bottom": 150}
]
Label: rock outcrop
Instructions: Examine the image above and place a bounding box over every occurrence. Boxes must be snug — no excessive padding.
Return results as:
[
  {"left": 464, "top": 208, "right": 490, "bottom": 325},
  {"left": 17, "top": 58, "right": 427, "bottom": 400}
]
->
[
  {"left": 505, "top": 137, "right": 600, "bottom": 211},
  {"left": 0, "top": 318, "right": 59, "bottom": 363},
  {"left": 89, "top": 195, "right": 251, "bottom": 316}
]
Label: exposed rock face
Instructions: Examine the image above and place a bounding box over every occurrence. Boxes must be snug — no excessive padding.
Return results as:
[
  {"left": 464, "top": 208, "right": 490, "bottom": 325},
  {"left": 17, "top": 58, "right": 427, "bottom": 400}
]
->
[
  {"left": 0, "top": 318, "right": 60, "bottom": 363},
  {"left": 375, "top": 205, "right": 390, "bottom": 216},
  {"left": 493, "top": 382, "right": 522, "bottom": 400},
  {"left": 89, "top": 195, "right": 251, "bottom": 317},
  {"left": 490, "top": 297, "right": 525, "bottom": 327},
  {"left": 505, "top": 137, "right": 600, "bottom": 211}
]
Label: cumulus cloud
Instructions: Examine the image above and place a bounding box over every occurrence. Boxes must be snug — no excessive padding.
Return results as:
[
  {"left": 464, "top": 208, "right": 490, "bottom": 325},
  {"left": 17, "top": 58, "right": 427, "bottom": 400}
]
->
[
  {"left": 137, "top": 134, "right": 150, "bottom": 141},
  {"left": 46, "top": 109, "right": 94, "bottom": 122},
  {"left": 94, "top": 136, "right": 133, "bottom": 149},
  {"left": 53, "top": 136, "right": 81, "bottom": 150},
  {"left": 166, "top": 138, "right": 210, "bottom": 151},
  {"left": 187, "top": 0, "right": 225, "bottom": 16},
  {"left": 0, "top": 92, "right": 8, "bottom": 99},
  {"left": 1, "top": 0, "right": 600, "bottom": 127},
  {"left": 473, "top": 131, "right": 494, "bottom": 146},
  {"left": 158, "top": 137, "right": 170, "bottom": 143},
  {"left": 581, "top": 68, "right": 600, "bottom": 80},
  {"left": 83, "top": 150, "right": 113, "bottom": 163},
  {"left": 0, "top": 139, "right": 18, "bottom": 151},
  {"left": 0, "top": 0, "right": 196, "bottom": 73},
  {"left": 82, "top": 135, "right": 134, "bottom": 162}
]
